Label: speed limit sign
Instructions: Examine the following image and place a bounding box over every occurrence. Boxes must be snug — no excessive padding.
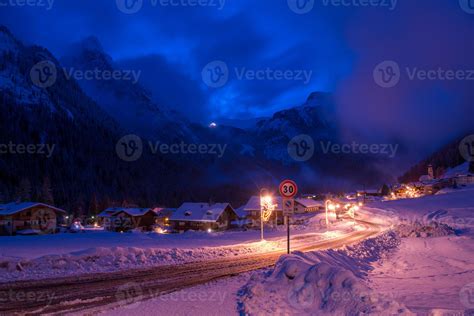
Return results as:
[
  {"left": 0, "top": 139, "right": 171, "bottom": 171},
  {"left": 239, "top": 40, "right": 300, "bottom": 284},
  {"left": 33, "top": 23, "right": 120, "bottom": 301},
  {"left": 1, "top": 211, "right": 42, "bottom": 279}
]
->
[{"left": 279, "top": 180, "right": 298, "bottom": 198}]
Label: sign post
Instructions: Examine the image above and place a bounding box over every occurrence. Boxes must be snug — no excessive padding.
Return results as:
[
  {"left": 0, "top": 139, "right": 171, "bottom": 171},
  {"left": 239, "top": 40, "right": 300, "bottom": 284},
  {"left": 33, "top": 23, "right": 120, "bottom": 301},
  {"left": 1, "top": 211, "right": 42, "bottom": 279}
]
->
[{"left": 279, "top": 180, "right": 298, "bottom": 254}]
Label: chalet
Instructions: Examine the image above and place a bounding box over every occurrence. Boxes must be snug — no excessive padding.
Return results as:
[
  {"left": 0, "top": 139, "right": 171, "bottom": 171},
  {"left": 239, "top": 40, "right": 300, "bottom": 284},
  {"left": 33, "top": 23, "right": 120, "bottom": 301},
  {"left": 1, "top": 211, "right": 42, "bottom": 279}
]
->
[
  {"left": 169, "top": 203, "right": 238, "bottom": 232},
  {"left": 97, "top": 207, "right": 119, "bottom": 225},
  {"left": 101, "top": 207, "right": 157, "bottom": 232},
  {"left": 0, "top": 202, "right": 66, "bottom": 236},
  {"left": 294, "top": 198, "right": 325, "bottom": 213}
]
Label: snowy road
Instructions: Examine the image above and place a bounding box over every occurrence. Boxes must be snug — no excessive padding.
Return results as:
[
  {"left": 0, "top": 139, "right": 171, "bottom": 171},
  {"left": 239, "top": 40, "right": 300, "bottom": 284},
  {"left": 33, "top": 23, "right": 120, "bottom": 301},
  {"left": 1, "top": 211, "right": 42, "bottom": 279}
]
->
[{"left": 0, "top": 219, "right": 385, "bottom": 315}]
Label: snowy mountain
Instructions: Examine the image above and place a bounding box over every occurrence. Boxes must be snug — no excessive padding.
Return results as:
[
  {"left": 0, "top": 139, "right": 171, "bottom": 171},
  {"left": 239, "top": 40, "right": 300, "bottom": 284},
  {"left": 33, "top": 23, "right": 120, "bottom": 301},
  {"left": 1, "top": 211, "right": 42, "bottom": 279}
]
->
[{"left": 60, "top": 37, "right": 195, "bottom": 142}]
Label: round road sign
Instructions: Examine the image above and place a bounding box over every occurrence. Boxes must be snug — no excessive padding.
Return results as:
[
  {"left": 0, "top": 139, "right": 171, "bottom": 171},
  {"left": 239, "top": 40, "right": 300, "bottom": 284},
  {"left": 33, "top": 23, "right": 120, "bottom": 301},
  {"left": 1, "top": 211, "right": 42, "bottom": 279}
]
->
[{"left": 279, "top": 180, "right": 298, "bottom": 198}]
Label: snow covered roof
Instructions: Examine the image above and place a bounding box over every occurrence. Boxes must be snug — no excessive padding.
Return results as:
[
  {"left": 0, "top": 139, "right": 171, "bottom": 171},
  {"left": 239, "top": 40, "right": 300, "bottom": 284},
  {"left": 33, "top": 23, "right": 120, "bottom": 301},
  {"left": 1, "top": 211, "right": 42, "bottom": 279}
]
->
[
  {"left": 442, "top": 162, "right": 473, "bottom": 179},
  {"left": 0, "top": 202, "right": 66, "bottom": 216},
  {"left": 295, "top": 198, "right": 324, "bottom": 208},
  {"left": 99, "top": 207, "right": 154, "bottom": 217},
  {"left": 113, "top": 208, "right": 154, "bottom": 217},
  {"left": 153, "top": 208, "right": 176, "bottom": 218},
  {"left": 243, "top": 196, "right": 283, "bottom": 211},
  {"left": 170, "top": 203, "right": 236, "bottom": 222},
  {"left": 235, "top": 206, "right": 248, "bottom": 219}
]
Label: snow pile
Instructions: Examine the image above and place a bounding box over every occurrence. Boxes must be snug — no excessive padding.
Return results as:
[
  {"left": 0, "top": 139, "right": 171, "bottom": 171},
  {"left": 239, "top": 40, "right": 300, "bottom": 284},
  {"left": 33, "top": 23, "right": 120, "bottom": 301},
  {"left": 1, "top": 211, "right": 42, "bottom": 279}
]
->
[
  {"left": 396, "top": 220, "right": 456, "bottom": 238},
  {"left": 238, "top": 233, "right": 411, "bottom": 315},
  {"left": 0, "top": 241, "right": 279, "bottom": 283}
]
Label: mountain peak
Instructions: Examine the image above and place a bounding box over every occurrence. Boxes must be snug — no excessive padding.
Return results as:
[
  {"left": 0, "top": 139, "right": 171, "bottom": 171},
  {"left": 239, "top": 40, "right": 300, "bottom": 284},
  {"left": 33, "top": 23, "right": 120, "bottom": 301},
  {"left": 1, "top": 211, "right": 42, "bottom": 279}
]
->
[
  {"left": 77, "top": 36, "right": 104, "bottom": 53},
  {"left": 304, "top": 91, "right": 332, "bottom": 107},
  {"left": 0, "top": 25, "right": 21, "bottom": 52}
]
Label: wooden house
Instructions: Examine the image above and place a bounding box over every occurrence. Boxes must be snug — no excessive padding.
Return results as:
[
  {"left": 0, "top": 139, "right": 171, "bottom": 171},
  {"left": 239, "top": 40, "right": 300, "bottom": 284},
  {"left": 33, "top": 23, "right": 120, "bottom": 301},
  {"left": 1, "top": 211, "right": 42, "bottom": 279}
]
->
[
  {"left": 0, "top": 202, "right": 66, "bottom": 236},
  {"left": 169, "top": 203, "right": 238, "bottom": 232}
]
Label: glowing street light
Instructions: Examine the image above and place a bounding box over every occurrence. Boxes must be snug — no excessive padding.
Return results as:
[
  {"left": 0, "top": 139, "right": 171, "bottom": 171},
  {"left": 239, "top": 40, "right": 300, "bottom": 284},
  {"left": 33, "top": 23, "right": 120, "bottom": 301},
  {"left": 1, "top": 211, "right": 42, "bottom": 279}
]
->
[
  {"left": 260, "top": 189, "right": 275, "bottom": 241},
  {"left": 325, "top": 200, "right": 337, "bottom": 228}
]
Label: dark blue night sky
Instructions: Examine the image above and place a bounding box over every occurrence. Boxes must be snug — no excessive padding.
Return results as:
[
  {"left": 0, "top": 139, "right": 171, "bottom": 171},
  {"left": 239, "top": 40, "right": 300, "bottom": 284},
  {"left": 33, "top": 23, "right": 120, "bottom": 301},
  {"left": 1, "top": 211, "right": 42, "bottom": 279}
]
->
[{"left": 1, "top": 0, "right": 473, "bottom": 158}]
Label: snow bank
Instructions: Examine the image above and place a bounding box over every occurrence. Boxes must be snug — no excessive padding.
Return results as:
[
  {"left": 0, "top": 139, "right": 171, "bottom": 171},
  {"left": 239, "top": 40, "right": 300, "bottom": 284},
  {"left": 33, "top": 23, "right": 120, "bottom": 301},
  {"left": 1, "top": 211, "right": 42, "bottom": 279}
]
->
[
  {"left": 238, "top": 232, "right": 412, "bottom": 315},
  {"left": 396, "top": 220, "right": 456, "bottom": 238},
  {"left": 0, "top": 241, "right": 279, "bottom": 283}
]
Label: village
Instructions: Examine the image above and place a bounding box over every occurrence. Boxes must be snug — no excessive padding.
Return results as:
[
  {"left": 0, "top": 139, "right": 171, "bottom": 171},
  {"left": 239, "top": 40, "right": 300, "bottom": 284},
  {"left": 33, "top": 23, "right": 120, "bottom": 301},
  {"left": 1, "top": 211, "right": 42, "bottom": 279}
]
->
[{"left": 0, "top": 162, "right": 472, "bottom": 237}]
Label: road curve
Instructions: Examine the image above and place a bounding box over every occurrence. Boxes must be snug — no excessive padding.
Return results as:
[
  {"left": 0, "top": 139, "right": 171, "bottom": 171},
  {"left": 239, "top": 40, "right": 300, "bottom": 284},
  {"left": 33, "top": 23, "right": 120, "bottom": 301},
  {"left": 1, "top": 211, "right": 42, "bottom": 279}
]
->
[{"left": 0, "top": 219, "right": 385, "bottom": 315}]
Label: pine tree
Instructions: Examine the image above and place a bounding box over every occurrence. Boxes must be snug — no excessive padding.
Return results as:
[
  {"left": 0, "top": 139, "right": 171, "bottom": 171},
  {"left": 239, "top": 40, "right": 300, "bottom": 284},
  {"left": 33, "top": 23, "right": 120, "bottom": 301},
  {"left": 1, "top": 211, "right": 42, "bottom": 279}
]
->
[
  {"left": 41, "top": 176, "right": 54, "bottom": 205},
  {"left": 16, "top": 178, "right": 32, "bottom": 202},
  {"left": 89, "top": 193, "right": 99, "bottom": 216}
]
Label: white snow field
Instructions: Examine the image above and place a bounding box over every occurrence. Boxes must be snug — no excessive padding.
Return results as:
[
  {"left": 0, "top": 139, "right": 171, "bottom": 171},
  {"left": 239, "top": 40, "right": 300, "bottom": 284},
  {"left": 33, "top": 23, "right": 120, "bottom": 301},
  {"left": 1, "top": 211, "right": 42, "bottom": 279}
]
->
[{"left": 0, "top": 213, "right": 357, "bottom": 282}]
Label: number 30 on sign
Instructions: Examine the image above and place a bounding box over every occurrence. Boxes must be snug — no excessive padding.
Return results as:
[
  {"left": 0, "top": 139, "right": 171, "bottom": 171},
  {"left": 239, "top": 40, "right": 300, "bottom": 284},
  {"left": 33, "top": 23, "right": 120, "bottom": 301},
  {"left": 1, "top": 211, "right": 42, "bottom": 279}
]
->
[{"left": 279, "top": 180, "right": 298, "bottom": 198}]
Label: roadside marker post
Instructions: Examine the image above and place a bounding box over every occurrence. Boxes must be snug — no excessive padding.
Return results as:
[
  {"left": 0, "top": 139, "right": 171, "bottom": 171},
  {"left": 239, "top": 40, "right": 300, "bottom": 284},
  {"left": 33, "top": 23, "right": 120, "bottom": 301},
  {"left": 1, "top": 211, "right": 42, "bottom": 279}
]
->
[{"left": 279, "top": 180, "right": 298, "bottom": 254}]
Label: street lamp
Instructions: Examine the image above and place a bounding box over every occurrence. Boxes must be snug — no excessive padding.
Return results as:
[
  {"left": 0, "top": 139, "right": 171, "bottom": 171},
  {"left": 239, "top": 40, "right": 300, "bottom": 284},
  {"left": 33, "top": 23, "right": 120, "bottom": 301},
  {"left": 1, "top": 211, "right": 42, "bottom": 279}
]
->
[
  {"left": 325, "top": 200, "right": 337, "bottom": 228},
  {"left": 260, "top": 189, "right": 275, "bottom": 241}
]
